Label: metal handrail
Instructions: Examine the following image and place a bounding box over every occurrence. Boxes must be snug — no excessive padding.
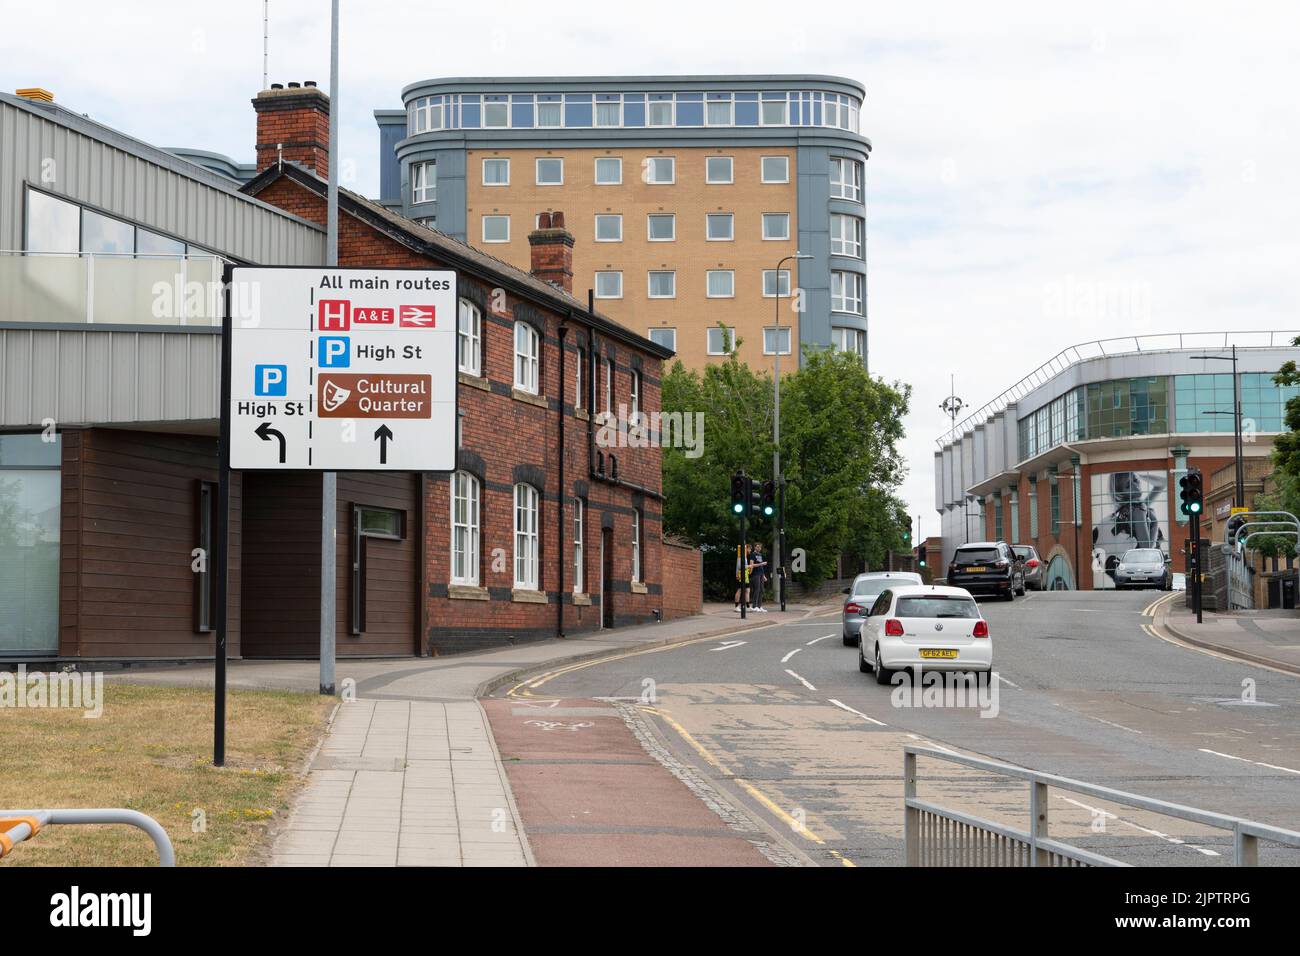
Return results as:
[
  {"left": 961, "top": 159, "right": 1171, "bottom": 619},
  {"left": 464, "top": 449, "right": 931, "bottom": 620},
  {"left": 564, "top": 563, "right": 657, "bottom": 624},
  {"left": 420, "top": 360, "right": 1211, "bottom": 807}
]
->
[
  {"left": 903, "top": 746, "right": 1300, "bottom": 866},
  {"left": 934, "top": 330, "right": 1300, "bottom": 448},
  {"left": 0, "top": 808, "right": 175, "bottom": 866}
]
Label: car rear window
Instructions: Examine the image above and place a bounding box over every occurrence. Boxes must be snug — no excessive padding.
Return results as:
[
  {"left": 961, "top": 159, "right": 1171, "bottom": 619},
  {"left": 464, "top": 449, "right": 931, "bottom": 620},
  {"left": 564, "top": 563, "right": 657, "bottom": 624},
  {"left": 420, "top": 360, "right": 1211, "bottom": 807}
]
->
[
  {"left": 895, "top": 596, "right": 980, "bottom": 619},
  {"left": 954, "top": 548, "right": 999, "bottom": 564},
  {"left": 854, "top": 575, "right": 919, "bottom": 596},
  {"left": 1124, "top": 549, "right": 1163, "bottom": 562},
  {"left": 1011, "top": 547, "right": 1033, "bottom": 560}
]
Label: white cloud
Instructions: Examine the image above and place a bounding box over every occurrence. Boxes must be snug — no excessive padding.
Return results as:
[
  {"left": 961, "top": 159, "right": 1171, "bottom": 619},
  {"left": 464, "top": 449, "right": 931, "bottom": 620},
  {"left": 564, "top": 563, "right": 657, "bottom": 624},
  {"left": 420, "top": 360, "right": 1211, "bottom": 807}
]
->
[{"left": 4, "top": 0, "right": 1297, "bottom": 538}]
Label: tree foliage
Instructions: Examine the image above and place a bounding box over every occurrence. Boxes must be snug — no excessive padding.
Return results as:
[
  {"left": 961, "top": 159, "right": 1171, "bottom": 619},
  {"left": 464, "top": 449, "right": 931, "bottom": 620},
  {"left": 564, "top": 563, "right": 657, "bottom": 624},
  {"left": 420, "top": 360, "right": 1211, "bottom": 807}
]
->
[
  {"left": 1257, "top": 336, "right": 1300, "bottom": 556},
  {"left": 661, "top": 340, "right": 912, "bottom": 593}
]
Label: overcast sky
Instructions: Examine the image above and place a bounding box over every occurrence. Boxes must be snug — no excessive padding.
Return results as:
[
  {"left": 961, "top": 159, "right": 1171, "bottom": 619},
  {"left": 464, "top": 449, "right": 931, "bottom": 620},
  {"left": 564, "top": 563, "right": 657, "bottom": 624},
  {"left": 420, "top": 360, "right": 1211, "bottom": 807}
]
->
[{"left": 4, "top": 1, "right": 1298, "bottom": 533}]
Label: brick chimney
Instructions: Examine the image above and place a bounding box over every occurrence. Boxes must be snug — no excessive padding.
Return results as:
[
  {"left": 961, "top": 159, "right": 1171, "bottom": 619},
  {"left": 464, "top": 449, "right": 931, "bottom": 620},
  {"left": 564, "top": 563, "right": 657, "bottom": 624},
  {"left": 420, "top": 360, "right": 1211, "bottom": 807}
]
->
[
  {"left": 252, "top": 81, "right": 330, "bottom": 177},
  {"left": 527, "top": 211, "right": 575, "bottom": 293}
]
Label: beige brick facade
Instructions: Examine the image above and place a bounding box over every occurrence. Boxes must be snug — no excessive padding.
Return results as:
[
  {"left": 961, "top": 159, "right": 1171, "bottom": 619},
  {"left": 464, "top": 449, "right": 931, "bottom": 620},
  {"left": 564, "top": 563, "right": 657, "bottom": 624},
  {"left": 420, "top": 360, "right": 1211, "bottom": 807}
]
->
[{"left": 466, "top": 146, "right": 800, "bottom": 372}]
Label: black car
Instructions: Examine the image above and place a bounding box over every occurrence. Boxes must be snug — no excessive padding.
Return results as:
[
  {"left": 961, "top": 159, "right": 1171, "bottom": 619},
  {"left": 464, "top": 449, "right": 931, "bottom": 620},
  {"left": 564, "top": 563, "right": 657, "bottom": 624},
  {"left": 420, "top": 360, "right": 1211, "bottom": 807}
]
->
[{"left": 947, "top": 541, "right": 1025, "bottom": 600}]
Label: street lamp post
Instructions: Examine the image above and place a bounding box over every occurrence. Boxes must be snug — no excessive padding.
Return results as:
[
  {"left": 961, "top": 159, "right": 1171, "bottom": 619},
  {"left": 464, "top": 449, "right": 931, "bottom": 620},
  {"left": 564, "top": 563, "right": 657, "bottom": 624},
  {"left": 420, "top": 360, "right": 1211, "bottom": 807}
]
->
[
  {"left": 1190, "top": 345, "right": 1245, "bottom": 508},
  {"left": 773, "top": 251, "right": 812, "bottom": 612}
]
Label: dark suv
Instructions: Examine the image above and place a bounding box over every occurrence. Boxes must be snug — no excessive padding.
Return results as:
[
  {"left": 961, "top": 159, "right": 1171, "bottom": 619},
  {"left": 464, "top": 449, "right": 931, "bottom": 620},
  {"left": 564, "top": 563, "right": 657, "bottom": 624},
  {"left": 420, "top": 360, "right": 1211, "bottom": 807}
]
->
[{"left": 947, "top": 541, "right": 1025, "bottom": 600}]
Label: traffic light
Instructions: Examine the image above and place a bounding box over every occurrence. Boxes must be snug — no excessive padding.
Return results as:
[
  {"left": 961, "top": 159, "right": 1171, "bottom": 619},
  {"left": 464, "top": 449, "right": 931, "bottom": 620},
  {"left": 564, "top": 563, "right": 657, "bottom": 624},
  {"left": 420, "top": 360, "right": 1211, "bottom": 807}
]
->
[
  {"left": 748, "top": 477, "right": 764, "bottom": 517},
  {"left": 902, "top": 515, "right": 913, "bottom": 545},
  {"left": 759, "top": 479, "right": 776, "bottom": 517},
  {"left": 1226, "top": 513, "right": 1247, "bottom": 547},
  {"left": 730, "top": 473, "right": 748, "bottom": 515},
  {"left": 1179, "top": 471, "right": 1203, "bottom": 516}
]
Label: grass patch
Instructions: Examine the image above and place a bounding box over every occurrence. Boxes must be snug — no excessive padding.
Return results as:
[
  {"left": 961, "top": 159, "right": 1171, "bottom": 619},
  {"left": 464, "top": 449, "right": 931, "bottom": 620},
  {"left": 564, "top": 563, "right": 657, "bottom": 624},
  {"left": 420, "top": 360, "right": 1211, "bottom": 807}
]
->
[{"left": 0, "top": 683, "right": 332, "bottom": 867}]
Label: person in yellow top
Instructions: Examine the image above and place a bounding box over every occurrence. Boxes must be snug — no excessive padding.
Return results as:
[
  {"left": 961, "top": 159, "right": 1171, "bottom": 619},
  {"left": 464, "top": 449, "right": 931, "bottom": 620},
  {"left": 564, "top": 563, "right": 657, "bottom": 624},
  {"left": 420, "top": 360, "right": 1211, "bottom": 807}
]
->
[{"left": 734, "top": 544, "right": 751, "bottom": 612}]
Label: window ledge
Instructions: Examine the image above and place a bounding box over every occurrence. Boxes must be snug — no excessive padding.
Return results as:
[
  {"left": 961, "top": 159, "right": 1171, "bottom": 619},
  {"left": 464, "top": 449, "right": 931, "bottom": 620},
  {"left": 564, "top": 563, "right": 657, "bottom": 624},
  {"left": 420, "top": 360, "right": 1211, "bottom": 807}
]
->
[
  {"left": 448, "top": 583, "right": 489, "bottom": 601},
  {"left": 575, "top": 408, "right": 590, "bottom": 422},
  {"left": 572, "top": 592, "right": 592, "bottom": 606},
  {"left": 512, "top": 588, "right": 548, "bottom": 604},
  {"left": 458, "top": 371, "right": 491, "bottom": 392},
  {"left": 630, "top": 581, "right": 648, "bottom": 594},
  {"left": 512, "top": 387, "right": 547, "bottom": 408}
]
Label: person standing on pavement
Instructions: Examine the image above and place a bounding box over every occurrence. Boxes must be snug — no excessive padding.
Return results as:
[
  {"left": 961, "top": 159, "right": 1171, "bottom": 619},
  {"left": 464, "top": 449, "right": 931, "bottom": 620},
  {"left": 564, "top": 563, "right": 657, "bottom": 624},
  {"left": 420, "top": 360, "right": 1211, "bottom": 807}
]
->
[
  {"left": 749, "top": 544, "right": 768, "bottom": 612},
  {"left": 735, "top": 544, "right": 750, "bottom": 612}
]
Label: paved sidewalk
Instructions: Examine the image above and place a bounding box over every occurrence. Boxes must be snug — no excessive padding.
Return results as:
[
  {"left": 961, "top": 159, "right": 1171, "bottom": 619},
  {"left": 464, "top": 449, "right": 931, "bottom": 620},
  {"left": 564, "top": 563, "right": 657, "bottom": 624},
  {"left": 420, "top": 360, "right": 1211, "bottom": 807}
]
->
[
  {"left": 1159, "top": 603, "right": 1300, "bottom": 675},
  {"left": 271, "top": 699, "right": 529, "bottom": 867}
]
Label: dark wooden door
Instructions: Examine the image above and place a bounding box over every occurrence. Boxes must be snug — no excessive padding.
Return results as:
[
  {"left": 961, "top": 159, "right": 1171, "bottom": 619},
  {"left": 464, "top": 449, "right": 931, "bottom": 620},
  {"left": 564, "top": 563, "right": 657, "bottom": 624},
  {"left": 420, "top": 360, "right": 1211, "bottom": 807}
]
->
[{"left": 602, "top": 528, "right": 615, "bottom": 628}]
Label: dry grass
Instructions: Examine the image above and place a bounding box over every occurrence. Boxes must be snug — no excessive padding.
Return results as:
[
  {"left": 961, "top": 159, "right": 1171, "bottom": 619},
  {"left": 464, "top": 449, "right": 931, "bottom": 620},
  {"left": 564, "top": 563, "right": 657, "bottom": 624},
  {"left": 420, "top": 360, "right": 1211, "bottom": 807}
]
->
[{"left": 0, "top": 683, "right": 332, "bottom": 867}]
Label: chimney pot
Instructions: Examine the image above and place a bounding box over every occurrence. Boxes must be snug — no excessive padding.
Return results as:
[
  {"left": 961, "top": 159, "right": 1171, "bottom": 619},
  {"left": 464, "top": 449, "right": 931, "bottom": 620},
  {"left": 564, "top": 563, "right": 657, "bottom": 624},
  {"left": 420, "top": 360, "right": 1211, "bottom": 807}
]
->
[
  {"left": 527, "top": 210, "right": 575, "bottom": 294},
  {"left": 305, "top": 80, "right": 317, "bottom": 88},
  {"left": 271, "top": 83, "right": 284, "bottom": 90},
  {"left": 288, "top": 81, "right": 301, "bottom": 89}
]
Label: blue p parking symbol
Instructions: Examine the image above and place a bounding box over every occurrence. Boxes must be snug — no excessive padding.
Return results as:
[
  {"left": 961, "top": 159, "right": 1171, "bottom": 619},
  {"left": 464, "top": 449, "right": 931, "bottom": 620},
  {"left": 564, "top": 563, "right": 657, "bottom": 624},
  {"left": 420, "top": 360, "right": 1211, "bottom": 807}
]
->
[
  {"left": 254, "top": 364, "right": 287, "bottom": 396},
  {"left": 319, "top": 336, "right": 351, "bottom": 369}
]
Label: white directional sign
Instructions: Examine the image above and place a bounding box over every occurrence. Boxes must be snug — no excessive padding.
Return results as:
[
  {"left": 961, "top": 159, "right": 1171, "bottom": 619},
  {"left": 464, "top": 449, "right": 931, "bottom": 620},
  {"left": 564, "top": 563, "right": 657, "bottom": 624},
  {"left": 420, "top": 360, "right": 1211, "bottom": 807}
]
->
[{"left": 226, "top": 267, "right": 457, "bottom": 471}]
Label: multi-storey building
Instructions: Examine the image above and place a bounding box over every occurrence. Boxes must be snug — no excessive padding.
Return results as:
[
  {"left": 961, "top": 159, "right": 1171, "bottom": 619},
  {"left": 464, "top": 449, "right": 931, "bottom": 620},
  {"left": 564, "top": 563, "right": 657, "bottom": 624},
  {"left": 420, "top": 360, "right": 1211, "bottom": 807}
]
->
[
  {"left": 933, "top": 333, "right": 1300, "bottom": 591},
  {"left": 375, "top": 75, "right": 871, "bottom": 370}
]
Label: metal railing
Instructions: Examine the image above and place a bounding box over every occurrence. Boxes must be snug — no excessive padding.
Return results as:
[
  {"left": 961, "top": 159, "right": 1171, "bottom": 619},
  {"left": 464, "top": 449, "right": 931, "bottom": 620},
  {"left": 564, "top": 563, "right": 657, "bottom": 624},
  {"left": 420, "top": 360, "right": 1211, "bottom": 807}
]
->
[
  {"left": 0, "top": 808, "right": 175, "bottom": 866},
  {"left": 904, "top": 746, "right": 1300, "bottom": 866},
  {"left": 934, "top": 330, "right": 1300, "bottom": 448},
  {"left": 0, "top": 250, "right": 224, "bottom": 327}
]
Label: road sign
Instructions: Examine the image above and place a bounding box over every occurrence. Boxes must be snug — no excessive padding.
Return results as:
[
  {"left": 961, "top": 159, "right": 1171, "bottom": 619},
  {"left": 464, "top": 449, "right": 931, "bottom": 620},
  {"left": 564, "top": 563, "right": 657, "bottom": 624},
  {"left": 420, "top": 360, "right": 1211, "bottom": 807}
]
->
[
  {"left": 1230, "top": 506, "right": 1249, "bottom": 516},
  {"left": 226, "top": 267, "right": 457, "bottom": 471}
]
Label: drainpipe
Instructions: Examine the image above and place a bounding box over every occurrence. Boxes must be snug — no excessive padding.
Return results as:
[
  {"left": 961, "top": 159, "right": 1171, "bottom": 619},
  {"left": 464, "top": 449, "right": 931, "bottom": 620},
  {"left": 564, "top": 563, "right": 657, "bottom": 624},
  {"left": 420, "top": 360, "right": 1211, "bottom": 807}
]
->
[{"left": 557, "top": 321, "right": 568, "bottom": 639}]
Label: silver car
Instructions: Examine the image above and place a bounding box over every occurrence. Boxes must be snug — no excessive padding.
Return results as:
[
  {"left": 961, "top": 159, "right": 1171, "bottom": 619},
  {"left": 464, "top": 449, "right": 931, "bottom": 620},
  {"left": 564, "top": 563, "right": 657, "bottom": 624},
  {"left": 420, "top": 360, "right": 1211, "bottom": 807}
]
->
[
  {"left": 1010, "top": 544, "right": 1044, "bottom": 591},
  {"left": 842, "top": 571, "right": 924, "bottom": 645},
  {"left": 1113, "top": 548, "right": 1171, "bottom": 590}
]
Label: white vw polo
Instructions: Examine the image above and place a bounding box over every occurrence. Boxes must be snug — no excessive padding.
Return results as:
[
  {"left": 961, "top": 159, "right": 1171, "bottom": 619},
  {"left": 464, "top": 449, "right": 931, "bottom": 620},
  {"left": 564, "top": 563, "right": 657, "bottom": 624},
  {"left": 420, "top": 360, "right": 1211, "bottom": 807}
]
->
[{"left": 857, "top": 585, "right": 992, "bottom": 684}]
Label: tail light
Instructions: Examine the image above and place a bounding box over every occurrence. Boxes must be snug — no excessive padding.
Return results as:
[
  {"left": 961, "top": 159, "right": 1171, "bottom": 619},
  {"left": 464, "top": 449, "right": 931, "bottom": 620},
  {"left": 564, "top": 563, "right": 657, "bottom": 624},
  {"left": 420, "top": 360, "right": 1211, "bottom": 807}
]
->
[
  {"left": 948, "top": 563, "right": 957, "bottom": 575},
  {"left": 1026, "top": 559, "right": 1040, "bottom": 568},
  {"left": 845, "top": 602, "right": 863, "bottom": 615},
  {"left": 973, "top": 620, "right": 989, "bottom": 638},
  {"left": 995, "top": 560, "right": 1008, "bottom": 568},
  {"left": 884, "top": 619, "right": 904, "bottom": 637}
]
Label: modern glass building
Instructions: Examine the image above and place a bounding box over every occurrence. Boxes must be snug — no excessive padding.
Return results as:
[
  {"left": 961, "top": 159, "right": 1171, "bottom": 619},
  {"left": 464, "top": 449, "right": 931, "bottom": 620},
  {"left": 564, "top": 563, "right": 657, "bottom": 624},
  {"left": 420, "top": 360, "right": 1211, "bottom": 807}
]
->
[
  {"left": 374, "top": 75, "right": 871, "bottom": 371},
  {"left": 933, "top": 333, "right": 1299, "bottom": 589}
]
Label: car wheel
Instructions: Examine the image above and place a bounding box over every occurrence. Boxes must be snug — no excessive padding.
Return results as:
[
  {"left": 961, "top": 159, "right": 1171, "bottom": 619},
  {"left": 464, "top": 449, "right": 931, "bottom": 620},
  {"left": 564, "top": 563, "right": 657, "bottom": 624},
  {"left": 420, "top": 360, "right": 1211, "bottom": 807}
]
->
[
  {"left": 843, "top": 631, "right": 855, "bottom": 647},
  {"left": 873, "top": 643, "right": 891, "bottom": 685},
  {"left": 858, "top": 641, "right": 870, "bottom": 673}
]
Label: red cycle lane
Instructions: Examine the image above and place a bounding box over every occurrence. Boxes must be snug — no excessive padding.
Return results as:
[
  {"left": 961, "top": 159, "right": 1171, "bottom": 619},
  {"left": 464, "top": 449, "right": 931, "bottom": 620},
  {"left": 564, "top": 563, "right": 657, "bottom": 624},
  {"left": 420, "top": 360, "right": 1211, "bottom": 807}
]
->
[{"left": 482, "top": 698, "right": 773, "bottom": 867}]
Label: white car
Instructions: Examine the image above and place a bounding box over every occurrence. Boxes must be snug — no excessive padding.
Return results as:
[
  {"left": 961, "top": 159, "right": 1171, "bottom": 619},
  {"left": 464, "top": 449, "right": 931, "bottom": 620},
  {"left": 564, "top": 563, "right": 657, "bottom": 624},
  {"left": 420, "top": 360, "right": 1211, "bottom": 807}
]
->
[{"left": 857, "top": 585, "right": 992, "bottom": 684}]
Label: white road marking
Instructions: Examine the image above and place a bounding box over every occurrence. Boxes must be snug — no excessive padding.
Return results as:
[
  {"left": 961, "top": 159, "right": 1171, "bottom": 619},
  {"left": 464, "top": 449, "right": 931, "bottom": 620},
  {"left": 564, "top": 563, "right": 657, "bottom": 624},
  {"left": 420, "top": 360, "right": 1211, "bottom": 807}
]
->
[
  {"left": 827, "top": 698, "right": 887, "bottom": 726},
  {"left": 785, "top": 669, "right": 816, "bottom": 691},
  {"left": 905, "top": 733, "right": 960, "bottom": 755},
  {"left": 780, "top": 647, "right": 802, "bottom": 664},
  {"left": 1083, "top": 714, "right": 1143, "bottom": 734},
  {"left": 710, "top": 640, "right": 747, "bottom": 652},
  {"left": 991, "top": 673, "right": 1020, "bottom": 689},
  {"left": 1055, "top": 795, "right": 1219, "bottom": 857},
  {"left": 806, "top": 633, "right": 838, "bottom": 646},
  {"left": 1199, "top": 748, "right": 1300, "bottom": 776}
]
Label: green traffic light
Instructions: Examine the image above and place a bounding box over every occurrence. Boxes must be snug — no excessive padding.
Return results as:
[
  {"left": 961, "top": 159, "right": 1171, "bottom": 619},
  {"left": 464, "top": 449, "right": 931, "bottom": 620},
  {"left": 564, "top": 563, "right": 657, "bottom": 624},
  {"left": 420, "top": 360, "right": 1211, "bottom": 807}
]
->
[
  {"left": 733, "top": 503, "right": 744, "bottom": 514},
  {"left": 1190, "top": 502, "right": 1201, "bottom": 513}
]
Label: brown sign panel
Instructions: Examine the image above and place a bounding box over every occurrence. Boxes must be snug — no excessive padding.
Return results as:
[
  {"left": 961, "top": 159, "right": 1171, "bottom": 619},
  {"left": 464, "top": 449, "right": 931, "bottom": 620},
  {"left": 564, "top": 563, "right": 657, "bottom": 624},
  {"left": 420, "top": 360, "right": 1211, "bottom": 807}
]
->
[{"left": 317, "top": 373, "right": 432, "bottom": 418}]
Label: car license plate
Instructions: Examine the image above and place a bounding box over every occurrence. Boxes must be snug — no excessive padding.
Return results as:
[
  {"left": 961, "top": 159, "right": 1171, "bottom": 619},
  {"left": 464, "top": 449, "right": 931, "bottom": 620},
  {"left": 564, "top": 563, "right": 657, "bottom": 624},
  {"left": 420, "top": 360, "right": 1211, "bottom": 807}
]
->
[
  {"left": 964, "top": 566, "right": 987, "bottom": 573},
  {"left": 920, "top": 649, "right": 958, "bottom": 660}
]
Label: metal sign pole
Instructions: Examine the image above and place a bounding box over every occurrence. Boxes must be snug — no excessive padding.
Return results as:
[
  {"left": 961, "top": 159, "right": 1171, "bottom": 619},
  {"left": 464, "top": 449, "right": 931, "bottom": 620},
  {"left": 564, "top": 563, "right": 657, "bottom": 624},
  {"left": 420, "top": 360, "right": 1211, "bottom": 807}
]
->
[
  {"left": 215, "top": 265, "right": 234, "bottom": 766},
  {"left": 320, "top": 0, "right": 341, "bottom": 697}
]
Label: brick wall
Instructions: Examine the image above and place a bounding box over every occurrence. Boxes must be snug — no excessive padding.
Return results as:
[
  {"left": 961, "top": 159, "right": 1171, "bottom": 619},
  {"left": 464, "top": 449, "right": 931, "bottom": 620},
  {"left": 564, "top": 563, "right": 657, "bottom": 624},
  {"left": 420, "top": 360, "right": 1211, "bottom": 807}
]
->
[
  {"left": 660, "top": 537, "right": 702, "bottom": 619},
  {"left": 252, "top": 86, "right": 331, "bottom": 177}
]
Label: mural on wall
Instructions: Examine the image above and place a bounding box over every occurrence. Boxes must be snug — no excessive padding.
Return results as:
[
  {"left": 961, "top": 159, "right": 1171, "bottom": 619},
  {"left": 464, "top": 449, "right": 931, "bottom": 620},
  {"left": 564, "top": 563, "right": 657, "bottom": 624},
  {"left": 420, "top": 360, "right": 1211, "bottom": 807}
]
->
[{"left": 1090, "top": 470, "right": 1169, "bottom": 589}]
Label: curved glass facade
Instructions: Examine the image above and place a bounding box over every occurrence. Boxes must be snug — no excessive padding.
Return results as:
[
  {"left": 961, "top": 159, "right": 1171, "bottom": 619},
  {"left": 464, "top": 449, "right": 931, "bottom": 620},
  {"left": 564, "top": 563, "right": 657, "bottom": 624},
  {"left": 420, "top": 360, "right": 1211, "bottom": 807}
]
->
[
  {"left": 1017, "top": 372, "right": 1294, "bottom": 462},
  {"left": 408, "top": 89, "right": 861, "bottom": 135}
]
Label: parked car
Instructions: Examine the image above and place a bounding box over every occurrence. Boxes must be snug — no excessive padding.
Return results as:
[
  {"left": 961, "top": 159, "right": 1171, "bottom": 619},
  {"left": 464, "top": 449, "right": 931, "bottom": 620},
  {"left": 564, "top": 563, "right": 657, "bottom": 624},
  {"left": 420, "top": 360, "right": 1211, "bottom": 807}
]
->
[
  {"left": 841, "top": 571, "right": 924, "bottom": 645},
  {"left": 1113, "top": 548, "right": 1171, "bottom": 590},
  {"left": 857, "top": 585, "right": 992, "bottom": 683},
  {"left": 946, "top": 541, "right": 1024, "bottom": 599},
  {"left": 1010, "top": 544, "right": 1044, "bottom": 590}
]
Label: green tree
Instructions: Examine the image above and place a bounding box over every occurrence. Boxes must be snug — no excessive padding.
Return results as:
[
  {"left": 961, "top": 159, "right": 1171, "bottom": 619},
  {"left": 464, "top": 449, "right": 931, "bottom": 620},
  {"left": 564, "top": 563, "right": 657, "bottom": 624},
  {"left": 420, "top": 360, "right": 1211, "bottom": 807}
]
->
[
  {"left": 661, "top": 339, "right": 912, "bottom": 594},
  {"left": 1255, "top": 336, "right": 1300, "bottom": 557}
]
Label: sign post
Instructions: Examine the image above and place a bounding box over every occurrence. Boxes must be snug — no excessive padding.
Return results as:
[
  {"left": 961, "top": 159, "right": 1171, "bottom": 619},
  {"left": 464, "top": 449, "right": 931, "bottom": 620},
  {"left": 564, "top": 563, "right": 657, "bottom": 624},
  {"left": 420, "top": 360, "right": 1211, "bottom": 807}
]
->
[{"left": 215, "top": 266, "right": 456, "bottom": 765}]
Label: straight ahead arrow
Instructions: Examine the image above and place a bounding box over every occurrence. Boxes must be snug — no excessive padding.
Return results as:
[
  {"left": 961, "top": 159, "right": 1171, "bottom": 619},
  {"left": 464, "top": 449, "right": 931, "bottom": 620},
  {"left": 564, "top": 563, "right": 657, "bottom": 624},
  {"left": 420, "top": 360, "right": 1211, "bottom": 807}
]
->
[{"left": 374, "top": 424, "right": 394, "bottom": 465}]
